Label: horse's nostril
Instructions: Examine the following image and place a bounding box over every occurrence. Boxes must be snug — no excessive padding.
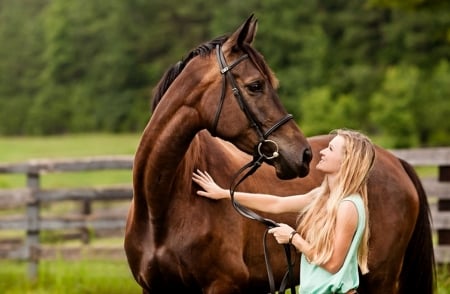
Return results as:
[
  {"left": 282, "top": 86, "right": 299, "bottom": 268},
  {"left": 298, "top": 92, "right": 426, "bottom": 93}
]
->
[{"left": 303, "top": 148, "right": 313, "bottom": 164}]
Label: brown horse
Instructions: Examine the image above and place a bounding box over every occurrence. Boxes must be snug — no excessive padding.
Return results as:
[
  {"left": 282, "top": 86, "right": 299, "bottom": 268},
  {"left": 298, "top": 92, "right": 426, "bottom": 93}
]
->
[
  {"left": 125, "top": 15, "right": 312, "bottom": 293},
  {"left": 125, "top": 15, "right": 436, "bottom": 293}
]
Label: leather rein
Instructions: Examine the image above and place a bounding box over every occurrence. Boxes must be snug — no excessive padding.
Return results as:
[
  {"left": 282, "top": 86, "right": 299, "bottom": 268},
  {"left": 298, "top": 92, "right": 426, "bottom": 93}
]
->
[{"left": 212, "top": 44, "right": 297, "bottom": 294}]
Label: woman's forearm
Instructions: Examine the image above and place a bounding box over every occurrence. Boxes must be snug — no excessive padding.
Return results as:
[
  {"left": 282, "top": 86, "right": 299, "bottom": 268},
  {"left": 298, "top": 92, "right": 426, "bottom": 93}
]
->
[
  {"left": 193, "top": 170, "right": 309, "bottom": 214},
  {"left": 290, "top": 233, "right": 342, "bottom": 274},
  {"left": 291, "top": 233, "right": 313, "bottom": 259},
  {"left": 227, "top": 191, "right": 285, "bottom": 214}
]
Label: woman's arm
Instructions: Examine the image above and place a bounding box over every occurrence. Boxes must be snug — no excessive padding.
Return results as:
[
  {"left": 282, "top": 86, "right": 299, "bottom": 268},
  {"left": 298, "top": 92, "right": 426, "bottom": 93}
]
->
[
  {"left": 288, "top": 200, "right": 358, "bottom": 274},
  {"left": 192, "top": 169, "right": 314, "bottom": 214}
]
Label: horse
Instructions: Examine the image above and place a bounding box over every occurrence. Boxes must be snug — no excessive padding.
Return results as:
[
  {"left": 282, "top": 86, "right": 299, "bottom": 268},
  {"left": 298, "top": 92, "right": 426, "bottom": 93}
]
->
[
  {"left": 124, "top": 15, "right": 436, "bottom": 293},
  {"left": 124, "top": 14, "right": 312, "bottom": 293}
]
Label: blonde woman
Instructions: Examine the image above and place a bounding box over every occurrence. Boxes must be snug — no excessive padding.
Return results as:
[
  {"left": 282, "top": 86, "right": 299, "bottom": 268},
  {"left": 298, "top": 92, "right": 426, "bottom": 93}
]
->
[{"left": 192, "top": 129, "right": 375, "bottom": 294}]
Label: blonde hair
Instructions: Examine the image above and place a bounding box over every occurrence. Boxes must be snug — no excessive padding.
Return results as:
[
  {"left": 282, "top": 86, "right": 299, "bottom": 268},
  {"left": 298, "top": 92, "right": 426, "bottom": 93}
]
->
[{"left": 297, "top": 129, "right": 375, "bottom": 274}]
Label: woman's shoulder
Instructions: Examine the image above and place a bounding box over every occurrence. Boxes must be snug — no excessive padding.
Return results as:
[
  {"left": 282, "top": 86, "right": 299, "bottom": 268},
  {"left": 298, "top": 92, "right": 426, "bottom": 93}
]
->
[
  {"left": 341, "top": 194, "right": 364, "bottom": 215},
  {"left": 342, "top": 194, "right": 362, "bottom": 204},
  {"left": 341, "top": 194, "right": 366, "bottom": 221}
]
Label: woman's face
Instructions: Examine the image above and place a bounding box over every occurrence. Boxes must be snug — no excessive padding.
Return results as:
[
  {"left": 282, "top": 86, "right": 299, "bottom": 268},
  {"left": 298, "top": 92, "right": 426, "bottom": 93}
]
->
[{"left": 316, "top": 135, "right": 346, "bottom": 175}]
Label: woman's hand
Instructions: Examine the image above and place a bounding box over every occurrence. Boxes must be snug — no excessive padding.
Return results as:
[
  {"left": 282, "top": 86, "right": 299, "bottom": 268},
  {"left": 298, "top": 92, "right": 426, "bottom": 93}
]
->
[
  {"left": 192, "top": 169, "right": 229, "bottom": 200},
  {"left": 268, "top": 223, "right": 296, "bottom": 244}
]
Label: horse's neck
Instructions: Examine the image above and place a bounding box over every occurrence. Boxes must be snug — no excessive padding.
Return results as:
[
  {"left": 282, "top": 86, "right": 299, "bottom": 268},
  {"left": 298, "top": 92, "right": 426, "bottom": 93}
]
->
[
  {"left": 133, "top": 98, "right": 201, "bottom": 221},
  {"left": 132, "top": 57, "right": 217, "bottom": 233}
]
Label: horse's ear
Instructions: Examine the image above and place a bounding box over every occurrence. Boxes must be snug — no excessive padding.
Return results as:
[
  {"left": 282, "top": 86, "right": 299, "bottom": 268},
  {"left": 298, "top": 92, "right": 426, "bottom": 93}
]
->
[{"left": 223, "top": 14, "right": 257, "bottom": 52}]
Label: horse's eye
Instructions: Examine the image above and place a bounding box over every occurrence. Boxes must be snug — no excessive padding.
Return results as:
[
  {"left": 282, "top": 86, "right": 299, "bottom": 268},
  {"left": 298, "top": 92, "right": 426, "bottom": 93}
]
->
[{"left": 246, "top": 81, "right": 263, "bottom": 93}]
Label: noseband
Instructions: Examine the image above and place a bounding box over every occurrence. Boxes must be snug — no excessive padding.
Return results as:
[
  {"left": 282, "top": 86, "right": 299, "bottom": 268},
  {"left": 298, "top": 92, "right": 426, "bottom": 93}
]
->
[{"left": 213, "top": 44, "right": 297, "bottom": 294}]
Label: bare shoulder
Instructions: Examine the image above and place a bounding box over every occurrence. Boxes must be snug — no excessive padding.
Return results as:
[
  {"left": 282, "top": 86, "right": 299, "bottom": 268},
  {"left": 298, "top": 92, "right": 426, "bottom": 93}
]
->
[
  {"left": 339, "top": 200, "right": 358, "bottom": 212},
  {"left": 337, "top": 200, "right": 358, "bottom": 227}
]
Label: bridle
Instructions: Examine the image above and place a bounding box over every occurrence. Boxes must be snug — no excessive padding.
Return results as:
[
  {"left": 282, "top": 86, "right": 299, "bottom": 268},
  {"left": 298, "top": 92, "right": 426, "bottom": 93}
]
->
[
  {"left": 212, "top": 44, "right": 297, "bottom": 294},
  {"left": 212, "top": 44, "right": 294, "bottom": 160}
]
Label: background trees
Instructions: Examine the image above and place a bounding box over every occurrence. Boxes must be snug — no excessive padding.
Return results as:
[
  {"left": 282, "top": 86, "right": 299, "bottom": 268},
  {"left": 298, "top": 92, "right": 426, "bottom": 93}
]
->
[{"left": 0, "top": 0, "right": 448, "bottom": 147}]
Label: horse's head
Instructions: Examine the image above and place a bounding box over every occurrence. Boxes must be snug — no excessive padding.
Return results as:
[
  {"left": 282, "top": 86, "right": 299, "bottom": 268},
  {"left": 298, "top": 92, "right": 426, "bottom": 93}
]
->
[
  {"left": 151, "top": 15, "right": 311, "bottom": 179},
  {"left": 201, "top": 15, "right": 312, "bottom": 179}
]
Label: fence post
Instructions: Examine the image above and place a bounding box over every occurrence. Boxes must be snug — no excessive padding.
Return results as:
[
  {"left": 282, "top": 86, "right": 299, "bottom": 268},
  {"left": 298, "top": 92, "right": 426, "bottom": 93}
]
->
[
  {"left": 438, "top": 166, "right": 450, "bottom": 249},
  {"left": 26, "top": 171, "right": 40, "bottom": 280},
  {"left": 81, "top": 200, "right": 92, "bottom": 244}
]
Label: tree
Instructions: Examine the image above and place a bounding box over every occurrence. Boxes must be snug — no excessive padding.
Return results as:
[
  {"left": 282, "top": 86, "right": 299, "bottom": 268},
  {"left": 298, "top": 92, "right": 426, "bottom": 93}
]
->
[
  {"left": 0, "top": 0, "right": 48, "bottom": 134},
  {"left": 0, "top": 0, "right": 448, "bottom": 147},
  {"left": 370, "top": 65, "right": 419, "bottom": 147},
  {"left": 414, "top": 60, "right": 450, "bottom": 146}
]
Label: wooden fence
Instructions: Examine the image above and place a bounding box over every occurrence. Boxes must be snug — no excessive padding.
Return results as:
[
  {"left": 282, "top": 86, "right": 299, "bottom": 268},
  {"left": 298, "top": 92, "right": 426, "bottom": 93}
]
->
[
  {"left": 0, "top": 156, "right": 134, "bottom": 279},
  {"left": 0, "top": 148, "right": 449, "bottom": 280},
  {"left": 390, "top": 147, "right": 450, "bottom": 265}
]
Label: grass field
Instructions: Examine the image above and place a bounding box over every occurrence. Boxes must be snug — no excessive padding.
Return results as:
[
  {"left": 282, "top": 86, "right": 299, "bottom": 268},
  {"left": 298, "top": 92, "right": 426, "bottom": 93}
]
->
[
  {"left": 0, "top": 258, "right": 141, "bottom": 294},
  {"left": 0, "top": 133, "right": 141, "bottom": 162},
  {"left": 0, "top": 133, "right": 142, "bottom": 293},
  {"left": 0, "top": 133, "right": 141, "bottom": 189},
  {"left": 0, "top": 133, "right": 449, "bottom": 293},
  {"left": 1, "top": 260, "right": 449, "bottom": 293}
]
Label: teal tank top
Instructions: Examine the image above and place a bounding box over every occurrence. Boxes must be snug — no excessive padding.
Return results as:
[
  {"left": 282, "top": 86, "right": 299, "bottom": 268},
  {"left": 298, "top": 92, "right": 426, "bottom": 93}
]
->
[{"left": 299, "top": 194, "right": 366, "bottom": 294}]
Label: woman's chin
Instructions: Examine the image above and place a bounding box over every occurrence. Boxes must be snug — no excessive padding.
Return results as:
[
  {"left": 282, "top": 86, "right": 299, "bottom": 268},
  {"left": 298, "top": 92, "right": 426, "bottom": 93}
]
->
[{"left": 316, "top": 162, "right": 323, "bottom": 171}]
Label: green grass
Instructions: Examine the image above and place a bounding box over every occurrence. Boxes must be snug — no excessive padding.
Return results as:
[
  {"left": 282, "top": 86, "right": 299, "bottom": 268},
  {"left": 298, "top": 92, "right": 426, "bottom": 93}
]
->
[
  {"left": 0, "top": 133, "right": 140, "bottom": 162},
  {"left": 438, "top": 265, "right": 450, "bottom": 294},
  {"left": 0, "top": 258, "right": 141, "bottom": 294},
  {"left": 0, "top": 258, "right": 448, "bottom": 293},
  {"left": 0, "top": 133, "right": 141, "bottom": 189},
  {"left": 0, "top": 133, "right": 142, "bottom": 293}
]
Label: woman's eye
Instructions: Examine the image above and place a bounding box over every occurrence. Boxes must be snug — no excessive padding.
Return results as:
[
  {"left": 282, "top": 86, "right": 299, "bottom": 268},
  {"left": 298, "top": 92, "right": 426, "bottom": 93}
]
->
[{"left": 246, "top": 82, "right": 263, "bottom": 93}]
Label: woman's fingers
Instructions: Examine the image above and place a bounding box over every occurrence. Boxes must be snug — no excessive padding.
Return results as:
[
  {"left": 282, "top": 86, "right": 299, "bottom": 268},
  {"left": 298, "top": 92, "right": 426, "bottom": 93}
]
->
[
  {"left": 193, "top": 170, "right": 215, "bottom": 186},
  {"left": 204, "top": 171, "right": 214, "bottom": 182},
  {"left": 268, "top": 224, "right": 294, "bottom": 244},
  {"left": 193, "top": 170, "right": 206, "bottom": 182}
]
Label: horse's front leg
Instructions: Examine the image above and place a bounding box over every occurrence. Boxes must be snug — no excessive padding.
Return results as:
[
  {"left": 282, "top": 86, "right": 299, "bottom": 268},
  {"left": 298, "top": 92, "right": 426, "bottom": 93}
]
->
[
  {"left": 203, "top": 279, "right": 245, "bottom": 294},
  {"left": 202, "top": 262, "right": 250, "bottom": 294}
]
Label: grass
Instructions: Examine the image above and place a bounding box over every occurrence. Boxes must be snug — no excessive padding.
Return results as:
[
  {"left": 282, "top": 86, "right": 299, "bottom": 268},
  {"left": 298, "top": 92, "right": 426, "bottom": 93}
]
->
[
  {"left": 0, "top": 133, "right": 142, "bottom": 293},
  {"left": 0, "top": 133, "right": 140, "bottom": 162},
  {"left": 0, "top": 133, "right": 141, "bottom": 189},
  {"left": 438, "top": 266, "right": 450, "bottom": 294},
  {"left": 0, "top": 258, "right": 141, "bottom": 294},
  {"left": 0, "top": 259, "right": 448, "bottom": 294}
]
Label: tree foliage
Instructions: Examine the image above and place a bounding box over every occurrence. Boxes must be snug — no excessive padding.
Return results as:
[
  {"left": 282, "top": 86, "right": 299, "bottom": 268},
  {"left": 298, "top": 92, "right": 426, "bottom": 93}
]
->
[{"left": 0, "top": 0, "right": 448, "bottom": 147}]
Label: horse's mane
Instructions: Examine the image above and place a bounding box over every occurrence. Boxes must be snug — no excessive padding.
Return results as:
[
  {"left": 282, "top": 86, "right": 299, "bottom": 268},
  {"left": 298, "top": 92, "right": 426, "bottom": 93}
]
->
[
  {"left": 151, "top": 35, "right": 227, "bottom": 111},
  {"left": 151, "top": 35, "right": 278, "bottom": 112}
]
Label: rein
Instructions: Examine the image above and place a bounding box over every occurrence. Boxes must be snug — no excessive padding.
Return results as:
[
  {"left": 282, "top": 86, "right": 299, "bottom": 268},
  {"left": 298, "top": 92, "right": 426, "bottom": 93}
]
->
[
  {"left": 229, "top": 159, "right": 296, "bottom": 294},
  {"left": 213, "top": 44, "right": 297, "bottom": 294}
]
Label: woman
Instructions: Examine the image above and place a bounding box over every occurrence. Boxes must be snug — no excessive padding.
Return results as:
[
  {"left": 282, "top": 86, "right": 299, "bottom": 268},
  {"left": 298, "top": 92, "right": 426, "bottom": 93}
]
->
[{"left": 192, "top": 129, "right": 376, "bottom": 294}]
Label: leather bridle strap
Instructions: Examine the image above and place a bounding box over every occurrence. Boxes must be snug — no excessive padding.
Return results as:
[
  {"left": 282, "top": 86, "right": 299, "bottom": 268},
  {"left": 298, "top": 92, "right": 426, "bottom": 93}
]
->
[
  {"left": 213, "top": 43, "right": 294, "bottom": 160},
  {"left": 228, "top": 120, "right": 296, "bottom": 294},
  {"left": 212, "top": 44, "right": 297, "bottom": 294},
  {"left": 229, "top": 156, "right": 296, "bottom": 294},
  {"left": 213, "top": 44, "right": 291, "bottom": 140},
  {"left": 212, "top": 45, "right": 255, "bottom": 137}
]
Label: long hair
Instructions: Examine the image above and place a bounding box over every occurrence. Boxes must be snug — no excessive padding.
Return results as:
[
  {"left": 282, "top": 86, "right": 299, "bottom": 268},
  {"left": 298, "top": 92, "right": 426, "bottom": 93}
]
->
[{"left": 297, "top": 129, "right": 375, "bottom": 274}]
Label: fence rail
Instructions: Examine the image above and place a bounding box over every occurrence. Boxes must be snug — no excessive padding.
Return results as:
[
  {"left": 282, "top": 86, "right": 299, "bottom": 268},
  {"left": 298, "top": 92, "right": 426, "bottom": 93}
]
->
[
  {"left": 0, "top": 156, "right": 133, "bottom": 279},
  {"left": 390, "top": 147, "right": 450, "bottom": 265},
  {"left": 0, "top": 149, "right": 449, "bottom": 279}
]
